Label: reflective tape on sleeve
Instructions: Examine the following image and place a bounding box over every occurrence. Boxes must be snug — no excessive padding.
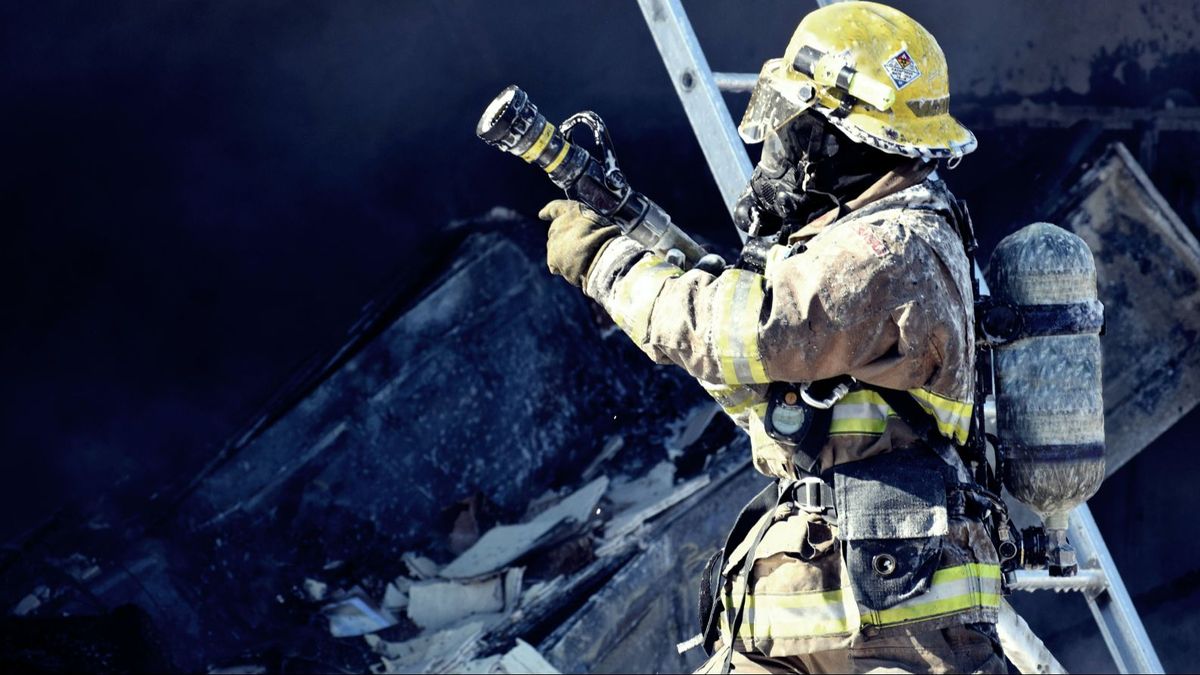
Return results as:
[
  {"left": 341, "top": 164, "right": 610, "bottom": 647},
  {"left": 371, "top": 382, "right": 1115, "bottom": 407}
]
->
[
  {"left": 701, "top": 382, "right": 764, "bottom": 417},
  {"left": 829, "top": 389, "right": 895, "bottom": 436},
  {"left": 608, "top": 254, "right": 682, "bottom": 344},
  {"left": 908, "top": 388, "right": 973, "bottom": 445},
  {"left": 713, "top": 270, "right": 770, "bottom": 385}
]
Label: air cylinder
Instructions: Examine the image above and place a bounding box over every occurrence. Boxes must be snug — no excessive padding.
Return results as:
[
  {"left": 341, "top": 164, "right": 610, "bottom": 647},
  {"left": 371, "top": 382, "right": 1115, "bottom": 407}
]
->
[{"left": 986, "top": 222, "right": 1105, "bottom": 576}]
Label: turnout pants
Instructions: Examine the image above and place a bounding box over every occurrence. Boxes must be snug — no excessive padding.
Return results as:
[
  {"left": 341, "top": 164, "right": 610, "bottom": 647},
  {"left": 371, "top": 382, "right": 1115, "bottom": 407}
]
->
[{"left": 695, "top": 623, "right": 1006, "bottom": 674}]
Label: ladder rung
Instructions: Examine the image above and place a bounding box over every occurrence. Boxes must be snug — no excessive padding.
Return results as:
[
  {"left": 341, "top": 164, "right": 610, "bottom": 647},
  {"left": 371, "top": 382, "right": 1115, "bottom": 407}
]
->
[
  {"left": 712, "top": 72, "right": 757, "bottom": 92},
  {"left": 1010, "top": 568, "right": 1107, "bottom": 594}
]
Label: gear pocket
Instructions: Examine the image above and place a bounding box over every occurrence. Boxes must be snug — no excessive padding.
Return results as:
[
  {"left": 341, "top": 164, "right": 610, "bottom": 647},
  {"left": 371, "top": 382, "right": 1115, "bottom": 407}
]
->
[{"left": 834, "top": 448, "right": 949, "bottom": 612}]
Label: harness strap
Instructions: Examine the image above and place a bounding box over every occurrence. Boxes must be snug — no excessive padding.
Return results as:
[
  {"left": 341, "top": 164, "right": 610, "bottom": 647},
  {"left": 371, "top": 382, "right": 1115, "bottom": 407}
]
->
[{"left": 701, "top": 480, "right": 779, "bottom": 670}]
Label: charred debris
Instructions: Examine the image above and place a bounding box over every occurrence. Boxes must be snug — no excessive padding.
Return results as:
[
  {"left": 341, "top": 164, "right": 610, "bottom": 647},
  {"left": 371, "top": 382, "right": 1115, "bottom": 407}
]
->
[{"left": 0, "top": 210, "right": 751, "bottom": 673}]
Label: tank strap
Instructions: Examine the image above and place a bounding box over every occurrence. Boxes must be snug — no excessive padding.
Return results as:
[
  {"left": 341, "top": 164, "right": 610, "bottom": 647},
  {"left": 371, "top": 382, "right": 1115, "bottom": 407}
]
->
[{"left": 978, "top": 297, "right": 1106, "bottom": 345}]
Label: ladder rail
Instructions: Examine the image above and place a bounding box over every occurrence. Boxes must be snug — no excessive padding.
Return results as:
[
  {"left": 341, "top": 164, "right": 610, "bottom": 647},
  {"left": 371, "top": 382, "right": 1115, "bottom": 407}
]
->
[
  {"left": 635, "top": 1, "right": 1164, "bottom": 672},
  {"left": 1070, "top": 503, "right": 1166, "bottom": 674},
  {"left": 635, "top": 0, "right": 752, "bottom": 234}
]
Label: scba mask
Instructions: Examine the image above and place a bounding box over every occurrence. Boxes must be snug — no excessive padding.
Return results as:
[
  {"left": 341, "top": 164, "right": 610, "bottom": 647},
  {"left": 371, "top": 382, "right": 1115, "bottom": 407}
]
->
[{"left": 735, "top": 111, "right": 906, "bottom": 238}]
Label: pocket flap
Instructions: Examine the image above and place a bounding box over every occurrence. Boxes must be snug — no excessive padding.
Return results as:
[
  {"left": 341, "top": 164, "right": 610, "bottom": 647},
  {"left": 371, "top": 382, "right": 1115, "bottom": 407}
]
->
[{"left": 834, "top": 448, "right": 949, "bottom": 541}]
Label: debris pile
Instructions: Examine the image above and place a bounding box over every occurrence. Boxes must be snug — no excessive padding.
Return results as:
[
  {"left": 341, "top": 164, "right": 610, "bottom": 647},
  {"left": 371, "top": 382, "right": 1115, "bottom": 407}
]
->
[
  {"left": 292, "top": 408, "right": 754, "bottom": 674},
  {"left": 0, "top": 217, "right": 734, "bottom": 672}
]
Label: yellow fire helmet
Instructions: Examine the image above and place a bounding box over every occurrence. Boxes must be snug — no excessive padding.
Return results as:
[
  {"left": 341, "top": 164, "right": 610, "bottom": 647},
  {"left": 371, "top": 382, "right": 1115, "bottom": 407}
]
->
[{"left": 739, "top": 1, "right": 976, "bottom": 160}]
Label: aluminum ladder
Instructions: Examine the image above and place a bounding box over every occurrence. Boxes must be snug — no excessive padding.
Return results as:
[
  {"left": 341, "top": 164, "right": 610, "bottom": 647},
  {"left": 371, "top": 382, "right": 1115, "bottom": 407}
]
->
[{"left": 634, "top": 1, "right": 1164, "bottom": 672}]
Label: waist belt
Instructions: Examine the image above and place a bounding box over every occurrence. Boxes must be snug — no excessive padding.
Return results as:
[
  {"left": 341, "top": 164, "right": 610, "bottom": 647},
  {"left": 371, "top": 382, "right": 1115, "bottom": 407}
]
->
[
  {"left": 780, "top": 476, "right": 838, "bottom": 521},
  {"left": 780, "top": 469, "right": 981, "bottom": 525}
]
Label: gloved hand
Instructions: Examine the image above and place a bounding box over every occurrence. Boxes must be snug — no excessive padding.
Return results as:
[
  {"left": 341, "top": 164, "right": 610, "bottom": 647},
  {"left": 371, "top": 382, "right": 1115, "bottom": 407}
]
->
[{"left": 538, "top": 199, "right": 621, "bottom": 288}]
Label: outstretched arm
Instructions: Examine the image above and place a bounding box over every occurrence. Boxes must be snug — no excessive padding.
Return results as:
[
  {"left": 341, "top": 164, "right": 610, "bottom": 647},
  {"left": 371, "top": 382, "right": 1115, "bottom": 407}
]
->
[{"left": 542, "top": 199, "right": 951, "bottom": 392}]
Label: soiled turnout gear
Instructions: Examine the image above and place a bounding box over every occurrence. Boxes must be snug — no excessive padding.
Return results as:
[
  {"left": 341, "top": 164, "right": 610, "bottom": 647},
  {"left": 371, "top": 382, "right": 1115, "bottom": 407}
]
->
[
  {"left": 739, "top": 2, "right": 976, "bottom": 160},
  {"left": 696, "top": 624, "right": 1004, "bottom": 674},
  {"left": 559, "top": 165, "right": 1000, "bottom": 666},
  {"left": 585, "top": 169, "right": 976, "bottom": 478}
]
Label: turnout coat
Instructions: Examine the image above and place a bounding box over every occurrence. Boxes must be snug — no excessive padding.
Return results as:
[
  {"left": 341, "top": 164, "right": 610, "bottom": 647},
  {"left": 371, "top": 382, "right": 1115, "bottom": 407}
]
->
[{"left": 580, "top": 167, "right": 1002, "bottom": 656}]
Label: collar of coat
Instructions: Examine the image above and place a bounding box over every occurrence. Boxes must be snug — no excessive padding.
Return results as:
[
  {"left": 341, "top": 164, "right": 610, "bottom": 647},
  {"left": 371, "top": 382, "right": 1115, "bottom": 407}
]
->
[{"left": 787, "top": 159, "right": 937, "bottom": 245}]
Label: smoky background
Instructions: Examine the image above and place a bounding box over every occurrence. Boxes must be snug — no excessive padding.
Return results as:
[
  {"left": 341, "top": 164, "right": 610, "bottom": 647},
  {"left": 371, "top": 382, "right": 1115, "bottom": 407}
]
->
[{"left": 2, "top": 0, "right": 1198, "bottom": 670}]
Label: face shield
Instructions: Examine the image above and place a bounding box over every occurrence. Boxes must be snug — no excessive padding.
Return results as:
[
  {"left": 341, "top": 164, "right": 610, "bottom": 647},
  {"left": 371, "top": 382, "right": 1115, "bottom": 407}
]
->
[{"left": 737, "top": 59, "right": 819, "bottom": 145}]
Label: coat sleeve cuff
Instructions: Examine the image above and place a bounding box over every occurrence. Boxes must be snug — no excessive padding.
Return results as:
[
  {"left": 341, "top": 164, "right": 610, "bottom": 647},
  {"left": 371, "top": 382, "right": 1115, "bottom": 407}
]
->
[{"left": 582, "top": 235, "right": 646, "bottom": 300}]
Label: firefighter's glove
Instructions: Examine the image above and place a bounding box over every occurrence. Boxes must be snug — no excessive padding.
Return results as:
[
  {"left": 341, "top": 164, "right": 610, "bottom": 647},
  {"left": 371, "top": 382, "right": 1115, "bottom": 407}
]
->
[{"left": 539, "top": 199, "right": 621, "bottom": 288}]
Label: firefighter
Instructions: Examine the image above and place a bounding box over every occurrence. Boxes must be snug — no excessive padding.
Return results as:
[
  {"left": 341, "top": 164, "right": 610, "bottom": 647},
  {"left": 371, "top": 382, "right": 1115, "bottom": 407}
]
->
[{"left": 540, "top": 2, "right": 1005, "bottom": 672}]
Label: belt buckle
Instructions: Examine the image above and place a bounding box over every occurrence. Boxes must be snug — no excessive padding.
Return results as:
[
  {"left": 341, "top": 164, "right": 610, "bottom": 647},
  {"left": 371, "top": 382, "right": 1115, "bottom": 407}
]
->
[{"left": 796, "top": 476, "right": 827, "bottom": 515}]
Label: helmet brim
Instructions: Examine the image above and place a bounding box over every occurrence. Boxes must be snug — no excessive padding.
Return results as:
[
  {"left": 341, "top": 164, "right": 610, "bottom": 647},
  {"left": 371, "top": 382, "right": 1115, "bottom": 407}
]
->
[{"left": 827, "top": 109, "right": 977, "bottom": 159}]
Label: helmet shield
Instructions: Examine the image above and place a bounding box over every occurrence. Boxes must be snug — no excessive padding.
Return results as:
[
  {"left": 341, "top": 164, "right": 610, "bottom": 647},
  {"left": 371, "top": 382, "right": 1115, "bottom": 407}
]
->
[{"left": 738, "top": 59, "right": 818, "bottom": 144}]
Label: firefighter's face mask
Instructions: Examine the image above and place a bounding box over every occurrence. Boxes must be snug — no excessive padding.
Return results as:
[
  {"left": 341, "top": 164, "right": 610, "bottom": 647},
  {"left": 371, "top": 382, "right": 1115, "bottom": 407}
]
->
[
  {"left": 736, "top": 112, "right": 841, "bottom": 236},
  {"left": 735, "top": 111, "right": 909, "bottom": 237}
]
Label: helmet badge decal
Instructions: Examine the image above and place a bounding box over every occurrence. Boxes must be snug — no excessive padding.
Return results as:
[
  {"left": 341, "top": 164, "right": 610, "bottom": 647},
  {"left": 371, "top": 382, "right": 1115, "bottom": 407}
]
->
[{"left": 882, "top": 49, "right": 922, "bottom": 90}]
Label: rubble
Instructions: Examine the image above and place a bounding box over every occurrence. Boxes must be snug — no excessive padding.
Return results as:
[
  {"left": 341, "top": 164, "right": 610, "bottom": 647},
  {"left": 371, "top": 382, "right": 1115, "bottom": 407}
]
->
[
  {"left": 401, "top": 552, "right": 441, "bottom": 580},
  {"left": 461, "top": 639, "right": 561, "bottom": 674},
  {"left": 302, "top": 578, "right": 328, "bottom": 602},
  {"left": 541, "top": 460, "right": 764, "bottom": 674},
  {"left": 12, "top": 591, "right": 44, "bottom": 617},
  {"left": 449, "top": 497, "right": 483, "bottom": 555},
  {"left": 367, "top": 619, "right": 487, "bottom": 674},
  {"left": 0, "top": 223, "right": 719, "bottom": 671},
  {"left": 322, "top": 591, "right": 398, "bottom": 638},
  {"left": 407, "top": 568, "right": 523, "bottom": 630},
  {"left": 601, "top": 461, "right": 710, "bottom": 546},
  {"left": 381, "top": 578, "right": 410, "bottom": 611},
  {"left": 439, "top": 477, "right": 608, "bottom": 580},
  {"left": 581, "top": 435, "right": 625, "bottom": 481}
]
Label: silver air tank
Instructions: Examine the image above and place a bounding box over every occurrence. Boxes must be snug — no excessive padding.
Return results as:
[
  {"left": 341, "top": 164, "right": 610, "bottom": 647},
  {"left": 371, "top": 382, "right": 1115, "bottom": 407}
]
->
[{"left": 985, "top": 222, "right": 1106, "bottom": 576}]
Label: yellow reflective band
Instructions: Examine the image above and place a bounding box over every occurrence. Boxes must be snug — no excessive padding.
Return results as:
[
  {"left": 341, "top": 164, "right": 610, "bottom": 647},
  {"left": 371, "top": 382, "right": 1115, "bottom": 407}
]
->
[
  {"left": 745, "top": 274, "right": 769, "bottom": 384},
  {"left": 610, "top": 254, "right": 680, "bottom": 344},
  {"left": 829, "top": 388, "right": 896, "bottom": 436},
  {"left": 720, "top": 588, "right": 851, "bottom": 640},
  {"left": 829, "top": 418, "right": 890, "bottom": 435},
  {"left": 715, "top": 269, "right": 744, "bottom": 381},
  {"left": 874, "top": 593, "right": 1002, "bottom": 626},
  {"left": 908, "top": 388, "right": 973, "bottom": 444},
  {"left": 715, "top": 270, "right": 769, "bottom": 385},
  {"left": 933, "top": 562, "right": 1003, "bottom": 582},
  {"left": 543, "top": 140, "right": 570, "bottom": 173},
  {"left": 869, "top": 562, "right": 1002, "bottom": 627},
  {"left": 721, "top": 562, "right": 1002, "bottom": 641},
  {"left": 721, "top": 616, "right": 851, "bottom": 641},
  {"left": 519, "top": 122, "right": 555, "bottom": 162},
  {"left": 838, "top": 389, "right": 888, "bottom": 406},
  {"left": 703, "top": 383, "right": 763, "bottom": 416}
]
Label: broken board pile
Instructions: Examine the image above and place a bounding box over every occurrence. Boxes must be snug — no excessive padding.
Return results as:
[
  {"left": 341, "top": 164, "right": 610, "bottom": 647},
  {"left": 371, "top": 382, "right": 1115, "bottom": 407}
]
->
[{"left": 0, "top": 213, "right": 756, "bottom": 673}]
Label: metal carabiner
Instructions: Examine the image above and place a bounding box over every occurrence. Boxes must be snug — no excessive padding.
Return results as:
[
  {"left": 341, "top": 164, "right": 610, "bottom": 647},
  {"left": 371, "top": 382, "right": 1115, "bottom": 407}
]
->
[{"left": 560, "top": 111, "right": 627, "bottom": 193}]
